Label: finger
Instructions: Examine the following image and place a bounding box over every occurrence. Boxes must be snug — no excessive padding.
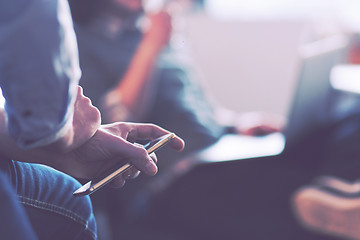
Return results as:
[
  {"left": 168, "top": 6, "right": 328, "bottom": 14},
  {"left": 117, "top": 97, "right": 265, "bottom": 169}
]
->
[
  {"left": 95, "top": 129, "right": 158, "bottom": 176},
  {"left": 124, "top": 149, "right": 157, "bottom": 176},
  {"left": 123, "top": 168, "right": 141, "bottom": 180},
  {"left": 118, "top": 140, "right": 158, "bottom": 176},
  {"left": 108, "top": 175, "right": 126, "bottom": 188},
  {"left": 126, "top": 123, "right": 185, "bottom": 151},
  {"left": 106, "top": 168, "right": 140, "bottom": 188},
  {"left": 103, "top": 122, "right": 185, "bottom": 151},
  {"left": 149, "top": 152, "right": 157, "bottom": 164}
]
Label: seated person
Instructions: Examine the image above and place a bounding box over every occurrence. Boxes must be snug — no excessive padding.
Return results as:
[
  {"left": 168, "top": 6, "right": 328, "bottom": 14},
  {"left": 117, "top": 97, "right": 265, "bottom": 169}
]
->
[{"left": 0, "top": 0, "right": 184, "bottom": 239}]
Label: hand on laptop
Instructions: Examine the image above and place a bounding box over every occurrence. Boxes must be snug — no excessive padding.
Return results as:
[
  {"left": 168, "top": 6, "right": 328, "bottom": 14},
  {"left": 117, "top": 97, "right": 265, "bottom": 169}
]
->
[
  {"left": 234, "top": 112, "right": 286, "bottom": 136},
  {"left": 215, "top": 108, "right": 285, "bottom": 136}
]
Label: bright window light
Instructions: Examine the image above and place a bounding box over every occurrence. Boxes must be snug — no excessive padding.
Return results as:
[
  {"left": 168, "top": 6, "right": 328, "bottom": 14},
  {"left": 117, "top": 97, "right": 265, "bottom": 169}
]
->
[{"left": 205, "top": 0, "right": 360, "bottom": 24}]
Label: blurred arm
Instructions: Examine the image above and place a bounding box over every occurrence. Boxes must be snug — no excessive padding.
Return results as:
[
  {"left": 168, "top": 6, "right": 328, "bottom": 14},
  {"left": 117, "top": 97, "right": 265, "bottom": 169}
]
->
[
  {"left": 0, "top": 0, "right": 82, "bottom": 150},
  {"left": 101, "top": 11, "right": 172, "bottom": 121}
]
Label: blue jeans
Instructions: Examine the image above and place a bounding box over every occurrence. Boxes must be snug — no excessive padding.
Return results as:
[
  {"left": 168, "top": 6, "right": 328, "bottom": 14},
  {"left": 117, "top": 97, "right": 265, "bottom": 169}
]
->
[
  {"left": 0, "top": 170, "right": 37, "bottom": 240},
  {"left": 0, "top": 159, "right": 97, "bottom": 240}
]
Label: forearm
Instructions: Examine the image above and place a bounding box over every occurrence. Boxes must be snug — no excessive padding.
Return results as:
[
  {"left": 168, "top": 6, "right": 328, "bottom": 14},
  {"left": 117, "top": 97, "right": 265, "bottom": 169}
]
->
[
  {"left": 112, "top": 11, "right": 172, "bottom": 112},
  {"left": 114, "top": 40, "right": 161, "bottom": 109}
]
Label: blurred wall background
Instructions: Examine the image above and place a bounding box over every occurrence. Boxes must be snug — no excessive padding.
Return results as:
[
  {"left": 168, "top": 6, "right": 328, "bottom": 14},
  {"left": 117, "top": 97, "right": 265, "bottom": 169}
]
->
[{"left": 181, "top": 0, "right": 360, "bottom": 117}]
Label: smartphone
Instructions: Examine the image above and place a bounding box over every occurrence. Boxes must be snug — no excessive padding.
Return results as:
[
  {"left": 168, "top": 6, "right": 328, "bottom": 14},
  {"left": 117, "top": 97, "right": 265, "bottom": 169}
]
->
[{"left": 73, "top": 133, "right": 175, "bottom": 197}]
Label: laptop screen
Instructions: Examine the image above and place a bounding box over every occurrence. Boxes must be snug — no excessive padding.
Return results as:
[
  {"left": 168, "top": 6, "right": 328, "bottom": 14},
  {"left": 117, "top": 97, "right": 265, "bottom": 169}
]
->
[{"left": 284, "top": 35, "right": 349, "bottom": 149}]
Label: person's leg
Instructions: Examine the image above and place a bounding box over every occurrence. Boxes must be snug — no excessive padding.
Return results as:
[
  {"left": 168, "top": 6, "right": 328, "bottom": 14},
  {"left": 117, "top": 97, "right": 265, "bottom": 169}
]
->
[
  {"left": 0, "top": 170, "right": 38, "bottom": 240},
  {"left": 7, "top": 160, "right": 97, "bottom": 240}
]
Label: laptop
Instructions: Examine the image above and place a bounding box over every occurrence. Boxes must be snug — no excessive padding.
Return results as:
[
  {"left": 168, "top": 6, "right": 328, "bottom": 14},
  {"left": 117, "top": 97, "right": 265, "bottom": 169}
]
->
[{"left": 195, "top": 34, "right": 349, "bottom": 163}]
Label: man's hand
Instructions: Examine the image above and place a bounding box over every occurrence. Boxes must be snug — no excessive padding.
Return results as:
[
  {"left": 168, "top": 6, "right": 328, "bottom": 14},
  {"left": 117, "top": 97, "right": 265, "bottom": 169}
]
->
[
  {"left": 0, "top": 86, "right": 184, "bottom": 188},
  {"left": 54, "top": 122, "right": 185, "bottom": 188},
  {"left": 215, "top": 108, "right": 285, "bottom": 136},
  {"left": 233, "top": 112, "right": 285, "bottom": 136}
]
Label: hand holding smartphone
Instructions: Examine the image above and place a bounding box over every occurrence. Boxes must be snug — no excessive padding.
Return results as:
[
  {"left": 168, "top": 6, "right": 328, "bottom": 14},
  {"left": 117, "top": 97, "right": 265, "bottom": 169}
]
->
[{"left": 73, "top": 133, "right": 175, "bottom": 196}]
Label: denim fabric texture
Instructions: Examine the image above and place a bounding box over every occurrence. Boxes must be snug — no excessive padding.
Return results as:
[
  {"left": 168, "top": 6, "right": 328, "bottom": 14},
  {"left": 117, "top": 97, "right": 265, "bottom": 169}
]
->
[
  {"left": 0, "top": 170, "right": 38, "bottom": 240},
  {"left": 0, "top": 160, "right": 97, "bottom": 240}
]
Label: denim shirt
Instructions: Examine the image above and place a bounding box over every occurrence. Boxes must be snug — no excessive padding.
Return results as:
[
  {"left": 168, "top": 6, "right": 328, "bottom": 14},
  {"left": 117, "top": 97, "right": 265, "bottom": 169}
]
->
[{"left": 0, "top": 0, "right": 80, "bottom": 149}]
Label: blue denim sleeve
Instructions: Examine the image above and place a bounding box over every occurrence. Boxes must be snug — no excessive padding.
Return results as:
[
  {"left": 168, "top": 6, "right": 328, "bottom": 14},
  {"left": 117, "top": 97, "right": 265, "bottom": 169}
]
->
[{"left": 0, "top": 0, "right": 80, "bottom": 149}]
